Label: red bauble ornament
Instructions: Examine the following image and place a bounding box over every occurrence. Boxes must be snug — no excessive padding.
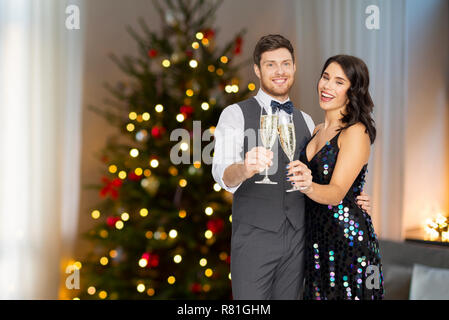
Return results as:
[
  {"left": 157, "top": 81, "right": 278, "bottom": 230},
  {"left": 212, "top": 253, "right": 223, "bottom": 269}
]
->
[
  {"left": 233, "top": 36, "right": 243, "bottom": 55},
  {"left": 106, "top": 216, "right": 121, "bottom": 227},
  {"left": 203, "top": 28, "right": 215, "bottom": 39},
  {"left": 128, "top": 171, "right": 142, "bottom": 181},
  {"left": 100, "top": 177, "right": 123, "bottom": 200},
  {"left": 180, "top": 105, "right": 194, "bottom": 118},
  {"left": 207, "top": 218, "right": 224, "bottom": 234},
  {"left": 191, "top": 283, "right": 202, "bottom": 294},
  {"left": 149, "top": 254, "right": 160, "bottom": 267},
  {"left": 151, "top": 126, "right": 166, "bottom": 139},
  {"left": 148, "top": 49, "right": 158, "bottom": 58},
  {"left": 141, "top": 252, "right": 159, "bottom": 268}
]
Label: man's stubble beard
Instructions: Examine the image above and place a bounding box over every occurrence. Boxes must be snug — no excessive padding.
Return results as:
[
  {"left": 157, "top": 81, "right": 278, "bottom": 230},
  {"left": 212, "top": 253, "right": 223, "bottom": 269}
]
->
[{"left": 259, "top": 74, "right": 295, "bottom": 100}]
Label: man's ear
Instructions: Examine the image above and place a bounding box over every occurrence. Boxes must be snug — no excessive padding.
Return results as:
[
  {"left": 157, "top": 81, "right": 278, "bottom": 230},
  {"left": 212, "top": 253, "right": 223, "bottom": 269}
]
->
[{"left": 254, "top": 64, "right": 261, "bottom": 79}]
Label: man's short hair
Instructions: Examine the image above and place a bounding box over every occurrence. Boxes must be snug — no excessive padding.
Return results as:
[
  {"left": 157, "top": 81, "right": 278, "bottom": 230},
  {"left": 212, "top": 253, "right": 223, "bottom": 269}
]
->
[{"left": 253, "top": 34, "right": 295, "bottom": 67}]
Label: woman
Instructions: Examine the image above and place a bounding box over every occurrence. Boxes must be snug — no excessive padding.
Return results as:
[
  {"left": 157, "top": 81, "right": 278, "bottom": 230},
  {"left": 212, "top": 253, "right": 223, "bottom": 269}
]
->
[{"left": 288, "top": 55, "right": 384, "bottom": 299}]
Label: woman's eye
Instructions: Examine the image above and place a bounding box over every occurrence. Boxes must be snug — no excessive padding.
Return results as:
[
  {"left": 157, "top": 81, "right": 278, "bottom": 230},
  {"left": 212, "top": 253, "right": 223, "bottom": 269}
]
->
[{"left": 337, "top": 82, "right": 343, "bottom": 85}]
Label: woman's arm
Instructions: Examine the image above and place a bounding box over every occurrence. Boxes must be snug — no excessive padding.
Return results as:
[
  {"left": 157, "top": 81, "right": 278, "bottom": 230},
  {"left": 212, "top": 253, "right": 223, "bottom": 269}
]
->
[{"left": 288, "top": 123, "right": 370, "bottom": 206}]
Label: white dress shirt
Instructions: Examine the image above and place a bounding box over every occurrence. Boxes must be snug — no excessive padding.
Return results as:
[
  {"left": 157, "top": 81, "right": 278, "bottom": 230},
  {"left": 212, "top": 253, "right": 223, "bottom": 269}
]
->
[{"left": 212, "top": 88, "right": 315, "bottom": 193}]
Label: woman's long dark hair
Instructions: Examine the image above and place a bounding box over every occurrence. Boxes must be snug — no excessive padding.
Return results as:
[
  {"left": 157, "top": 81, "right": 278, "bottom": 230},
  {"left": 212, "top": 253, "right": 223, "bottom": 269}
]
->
[{"left": 319, "top": 55, "right": 376, "bottom": 144}]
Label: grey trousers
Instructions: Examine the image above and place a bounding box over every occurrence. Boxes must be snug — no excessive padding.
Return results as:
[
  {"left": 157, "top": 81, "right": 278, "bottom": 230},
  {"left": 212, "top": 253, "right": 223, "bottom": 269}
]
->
[{"left": 230, "top": 218, "right": 305, "bottom": 300}]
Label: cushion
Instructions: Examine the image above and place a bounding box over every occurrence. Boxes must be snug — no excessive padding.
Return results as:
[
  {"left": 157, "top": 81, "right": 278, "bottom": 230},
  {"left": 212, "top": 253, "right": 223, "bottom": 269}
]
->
[
  {"left": 382, "top": 263, "right": 412, "bottom": 300},
  {"left": 410, "top": 264, "right": 449, "bottom": 300}
]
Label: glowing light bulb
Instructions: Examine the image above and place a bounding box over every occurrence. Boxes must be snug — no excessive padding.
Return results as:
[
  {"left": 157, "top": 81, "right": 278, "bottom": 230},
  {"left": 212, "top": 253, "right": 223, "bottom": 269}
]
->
[
  {"left": 126, "top": 123, "right": 135, "bottom": 132},
  {"left": 176, "top": 114, "right": 185, "bottom": 122},
  {"left": 150, "top": 159, "right": 159, "bottom": 168},
  {"left": 180, "top": 142, "right": 189, "bottom": 151},
  {"left": 199, "top": 258, "right": 207, "bottom": 267},
  {"left": 189, "top": 59, "right": 198, "bottom": 68},
  {"left": 91, "top": 210, "right": 101, "bottom": 219},
  {"left": 162, "top": 59, "right": 171, "bottom": 67},
  {"left": 169, "top": 229, "right": 178, "bottom": 239},
  {"left": 205, "top": 230, "right": 213, "bottom": 239},
  {"left": 155, "top": 104, "right": 164, "bottom": 112},
  {"left": 167, "top": 276, "right": 176, "bottom": 284},
  {"left": 115, "top": 220, "right": 124, "bottom": 230},
  {"left": 142, "top": 112, "right": 150, "bottom": 121},
  {"left": 140, "top": 208, "right": 149, "bottom": 217}
]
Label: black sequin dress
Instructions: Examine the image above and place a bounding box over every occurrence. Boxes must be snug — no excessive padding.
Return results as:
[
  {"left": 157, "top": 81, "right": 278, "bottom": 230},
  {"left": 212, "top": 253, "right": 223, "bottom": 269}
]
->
[{"left": 299, "top": 130, "right": 384, "bottom": 300}]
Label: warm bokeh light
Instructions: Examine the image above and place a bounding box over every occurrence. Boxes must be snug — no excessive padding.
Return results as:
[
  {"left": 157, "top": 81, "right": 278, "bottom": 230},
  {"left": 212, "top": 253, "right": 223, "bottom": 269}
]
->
[
  {"left": 205, "top": 207, "right": 213, "bottom": 216},
  {"left": 179, "top": 179, "right": 187, "bottom": 187},
  {"left": 140, "top": 208, "right": 149, "bottom": 217},
  {"left": 178, "top": 209, "right": 186, "bottom": 218},
  {"left": 155, "top": 104, "right": 164, "bottom": 112},
  {"left": 162, "top": 59, "right": 171, "bottom": 67},
  {"left": 130, "top": 148, "right": 139, "bottom": 158},
  {"left": 91, "top": 210, "right": 101, "bottom": 219},
  {"left": 150, "top": 159, "right": 159, "bottom": 168},
  {"left": 167, "top": 276, "right": 176, "bottom": 284}
]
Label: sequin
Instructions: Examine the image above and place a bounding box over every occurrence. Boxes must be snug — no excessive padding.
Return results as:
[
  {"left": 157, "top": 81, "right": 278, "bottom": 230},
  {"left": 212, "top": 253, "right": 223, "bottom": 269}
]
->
[{"left": 301, "top": 131, "right": 384, "bottom": 300}]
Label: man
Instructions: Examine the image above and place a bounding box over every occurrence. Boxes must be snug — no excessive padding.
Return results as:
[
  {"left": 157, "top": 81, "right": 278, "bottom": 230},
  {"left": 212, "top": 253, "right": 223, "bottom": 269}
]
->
[{"left": 212, "top": 34, "right": 371, "bottom": 299}]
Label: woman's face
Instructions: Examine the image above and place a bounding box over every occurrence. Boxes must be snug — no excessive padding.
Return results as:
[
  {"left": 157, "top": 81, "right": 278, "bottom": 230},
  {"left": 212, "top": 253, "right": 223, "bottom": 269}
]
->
[{"left": 317, "top": 62, "right": 351, "bottom": 112}]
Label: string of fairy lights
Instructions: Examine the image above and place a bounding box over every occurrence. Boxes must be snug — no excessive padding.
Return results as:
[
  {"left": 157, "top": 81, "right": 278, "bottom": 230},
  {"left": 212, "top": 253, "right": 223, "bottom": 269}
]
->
[{"left": 69, "top": 30, "right": 255, "bottom": 299}]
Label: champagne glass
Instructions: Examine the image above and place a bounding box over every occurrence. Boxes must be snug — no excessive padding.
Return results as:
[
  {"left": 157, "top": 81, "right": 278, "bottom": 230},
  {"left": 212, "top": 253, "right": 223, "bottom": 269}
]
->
[
  {"left": 278, "top": 113, "right": 299, "bottom": 192},
  {"left": 255, "top": 107, "right": 278, "bottom": 184}
]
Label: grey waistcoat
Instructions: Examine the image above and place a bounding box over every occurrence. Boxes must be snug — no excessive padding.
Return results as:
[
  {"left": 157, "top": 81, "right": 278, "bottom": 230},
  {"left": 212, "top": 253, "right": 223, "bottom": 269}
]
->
[{"left": 232, "top": 97, "right": 311, "bottom": 232}]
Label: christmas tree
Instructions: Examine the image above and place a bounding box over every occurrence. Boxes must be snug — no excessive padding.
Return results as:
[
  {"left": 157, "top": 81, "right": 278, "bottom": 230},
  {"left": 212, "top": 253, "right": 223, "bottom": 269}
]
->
[{"left": 75, "top": 0, "right": 255, "bottom": 300}]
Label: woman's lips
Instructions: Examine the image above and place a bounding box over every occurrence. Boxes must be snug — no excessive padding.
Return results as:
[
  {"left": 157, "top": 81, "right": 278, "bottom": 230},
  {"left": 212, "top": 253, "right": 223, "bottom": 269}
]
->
[{"left": 320, "top": 91, "right": 335, "bottom": 102}]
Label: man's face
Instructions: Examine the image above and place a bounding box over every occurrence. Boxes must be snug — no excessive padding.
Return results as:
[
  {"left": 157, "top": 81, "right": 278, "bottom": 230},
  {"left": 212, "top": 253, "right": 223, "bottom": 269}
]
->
[{"left": 254, "top": 48, "right": 296, "bottom": 101}]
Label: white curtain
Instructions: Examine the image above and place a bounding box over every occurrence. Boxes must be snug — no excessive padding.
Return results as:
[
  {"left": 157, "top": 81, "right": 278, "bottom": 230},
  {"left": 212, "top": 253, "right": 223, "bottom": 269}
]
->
[
  {"left": 295, "top": 0, "right": 407, "bottom": 240},
  {"left": 0, "top": 0, "right": 84, "bottom": 299},
  {"left": 294, "top": 0, "right": 448, "bottom": 240}
]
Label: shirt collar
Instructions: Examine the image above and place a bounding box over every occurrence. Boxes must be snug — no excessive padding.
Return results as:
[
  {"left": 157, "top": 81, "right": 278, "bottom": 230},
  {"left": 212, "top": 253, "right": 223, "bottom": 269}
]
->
[{"left": 255, "top": 88, "right": 290, "bottom": 110}]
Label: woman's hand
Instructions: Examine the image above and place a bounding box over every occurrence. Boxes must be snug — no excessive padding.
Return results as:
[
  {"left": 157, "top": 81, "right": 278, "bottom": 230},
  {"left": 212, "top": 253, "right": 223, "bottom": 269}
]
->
[
  {"left": 356, "top": 191, "right": 372, "bottom": 214},
  {"left": 286, "top": 160, "right": 313, "bottom": 194}
]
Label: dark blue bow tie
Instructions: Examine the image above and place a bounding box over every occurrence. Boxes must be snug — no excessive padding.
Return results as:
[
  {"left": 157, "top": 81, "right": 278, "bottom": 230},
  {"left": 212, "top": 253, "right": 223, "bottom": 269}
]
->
[{"left": 270, "top": 100, "right": 294, "bottom": 114}]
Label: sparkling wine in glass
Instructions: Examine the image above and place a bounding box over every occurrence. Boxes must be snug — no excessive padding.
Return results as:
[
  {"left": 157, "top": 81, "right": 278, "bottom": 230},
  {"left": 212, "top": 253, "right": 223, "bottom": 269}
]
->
[
  {"left": 255, "top": 108, "right": 278, "bottom": 184},
  {"left": 278, "top": 114, "right": 299, "bottom": 192}
]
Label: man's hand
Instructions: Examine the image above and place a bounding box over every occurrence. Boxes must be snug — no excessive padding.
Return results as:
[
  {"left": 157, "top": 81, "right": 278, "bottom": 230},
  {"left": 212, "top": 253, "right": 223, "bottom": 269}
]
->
[
  {"left": 243, "top": 146, "right": 273, "bottom": 179},
  {"left": 286, "top": 160, "right": 313, "bottom": 193},
  {"left": 356, "top": 191, "right": 372, "bottom": 215}
]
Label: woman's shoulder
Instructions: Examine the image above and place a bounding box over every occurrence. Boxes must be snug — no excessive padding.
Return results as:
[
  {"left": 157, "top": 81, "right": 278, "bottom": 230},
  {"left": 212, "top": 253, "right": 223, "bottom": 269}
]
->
[
  {"left": 339, "top": 122, "right": 370, "bottom": 145},
  {"left": 341, "top": 122, "right": 368, "bottom": 135}
]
